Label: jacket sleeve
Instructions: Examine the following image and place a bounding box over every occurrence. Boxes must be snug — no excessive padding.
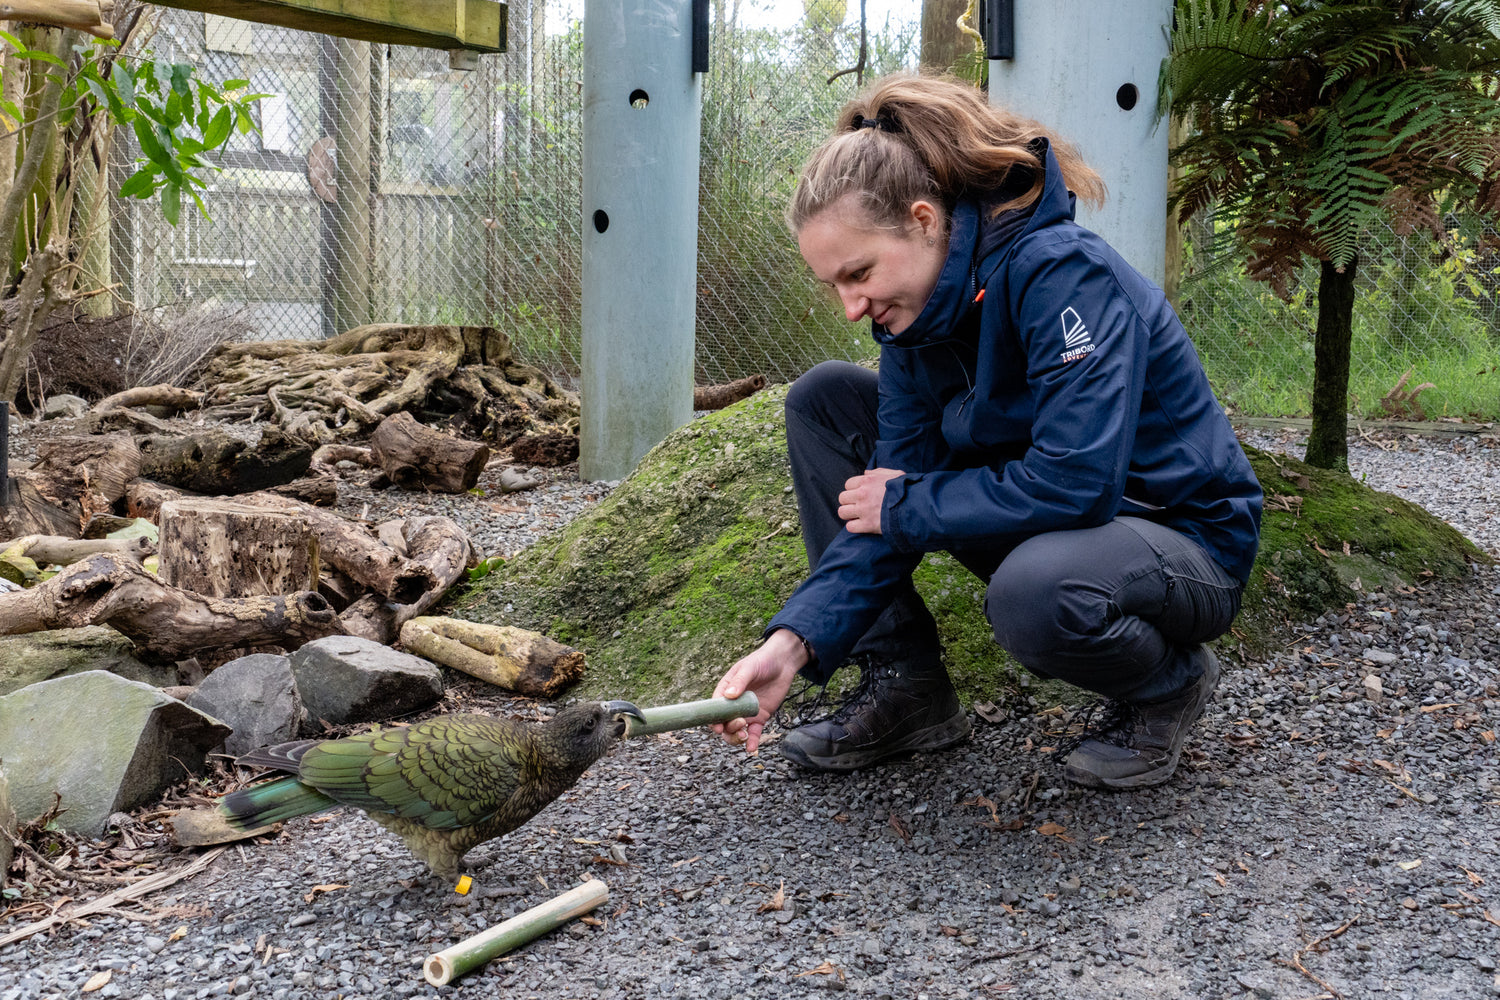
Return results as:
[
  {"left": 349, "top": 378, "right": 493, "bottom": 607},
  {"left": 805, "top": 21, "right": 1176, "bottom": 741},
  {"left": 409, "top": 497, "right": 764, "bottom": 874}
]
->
[
  {"left": 881, "top": 237, "right": 1150, "bottom": 553},
  {"left": 764, "top": 348, "right": 940, "bottom": 682}
]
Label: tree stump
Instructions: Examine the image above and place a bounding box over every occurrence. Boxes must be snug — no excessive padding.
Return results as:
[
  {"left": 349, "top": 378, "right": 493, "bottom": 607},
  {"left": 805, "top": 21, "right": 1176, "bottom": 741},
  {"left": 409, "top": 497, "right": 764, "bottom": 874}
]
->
[
  {"left": 159, "top": 498, "right": 318, "bottom": 598},
  {"left": 368, "top": 411, "right": 489, "bottom": 493}
]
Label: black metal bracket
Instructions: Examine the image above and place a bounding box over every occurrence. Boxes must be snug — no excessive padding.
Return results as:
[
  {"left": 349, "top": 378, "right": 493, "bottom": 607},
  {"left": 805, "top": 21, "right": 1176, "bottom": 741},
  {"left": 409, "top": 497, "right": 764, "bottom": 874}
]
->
[
  {"left": 692, "top": 0, "right": 709, "bottom": 74},
  {"left": 982, "top": 0, "right": 1014, "bottom": 60}
]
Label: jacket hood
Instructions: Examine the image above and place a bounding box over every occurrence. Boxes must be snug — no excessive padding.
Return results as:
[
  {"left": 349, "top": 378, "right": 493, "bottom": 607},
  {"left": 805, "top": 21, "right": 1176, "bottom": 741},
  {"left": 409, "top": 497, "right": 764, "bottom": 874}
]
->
[{"left": 873, "top": 137, "right": 1078, "bottom": 350}]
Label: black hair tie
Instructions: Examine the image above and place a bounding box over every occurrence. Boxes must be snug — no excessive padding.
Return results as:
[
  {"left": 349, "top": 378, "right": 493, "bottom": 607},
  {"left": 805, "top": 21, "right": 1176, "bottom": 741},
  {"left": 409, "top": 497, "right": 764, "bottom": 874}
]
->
[{"left": 855, "top": 115, "right": 896, "bottom": 133}]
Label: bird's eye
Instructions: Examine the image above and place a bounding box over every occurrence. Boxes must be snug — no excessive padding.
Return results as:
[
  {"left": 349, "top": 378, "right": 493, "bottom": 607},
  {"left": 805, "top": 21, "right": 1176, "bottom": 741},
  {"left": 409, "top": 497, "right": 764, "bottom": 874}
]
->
[{"left": 583, "top": 715, "right": 598, "bottom": 732}]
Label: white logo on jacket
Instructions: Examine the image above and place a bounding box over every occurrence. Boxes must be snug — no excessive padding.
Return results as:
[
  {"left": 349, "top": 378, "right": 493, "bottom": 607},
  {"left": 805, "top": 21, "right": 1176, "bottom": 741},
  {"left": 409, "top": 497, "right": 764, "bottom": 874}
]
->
[{"left": 1059, "top": 305, "right": 1095, "bottom": 363}]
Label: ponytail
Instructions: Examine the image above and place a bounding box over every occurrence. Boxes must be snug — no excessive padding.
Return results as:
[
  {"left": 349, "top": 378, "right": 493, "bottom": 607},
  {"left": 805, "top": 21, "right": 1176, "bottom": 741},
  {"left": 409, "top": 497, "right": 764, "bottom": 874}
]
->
[{"left": 788, "top": 73, "right": 1106, "bottom": 234}]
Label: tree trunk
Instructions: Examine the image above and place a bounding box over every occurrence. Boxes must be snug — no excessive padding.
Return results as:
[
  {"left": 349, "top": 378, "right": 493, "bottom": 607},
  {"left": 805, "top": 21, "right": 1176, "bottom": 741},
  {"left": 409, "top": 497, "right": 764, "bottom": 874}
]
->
[
  {"left": 158, "top": 497, "right": 319, "bottom": 597},
  {"left": 0, "top": 551, "right": 341, "bottom": 659},
  {"left": 368, "top": 411, "right": 490, "bottom": 493},
  {"left": 1305, "top": 256, "right": 1358, "bottom": 471},
  {"left": 920, "top": 0, "right": 971, "bottom": 74},
  {"left": 136, "top": 426, "right": 313, "bottom": 495}
]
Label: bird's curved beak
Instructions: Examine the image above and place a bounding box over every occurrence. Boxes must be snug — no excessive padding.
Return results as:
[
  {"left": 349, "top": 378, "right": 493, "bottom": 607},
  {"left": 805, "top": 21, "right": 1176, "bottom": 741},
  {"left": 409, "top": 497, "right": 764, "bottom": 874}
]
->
[{"left": 602, "top": 700, "right": 647, "bottom": 737}]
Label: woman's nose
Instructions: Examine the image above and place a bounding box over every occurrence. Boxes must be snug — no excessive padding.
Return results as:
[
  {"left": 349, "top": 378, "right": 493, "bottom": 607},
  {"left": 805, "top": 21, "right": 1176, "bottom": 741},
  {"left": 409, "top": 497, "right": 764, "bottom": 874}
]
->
[{"left": 838, "top": 288, "right": 867, "bottom": 322}]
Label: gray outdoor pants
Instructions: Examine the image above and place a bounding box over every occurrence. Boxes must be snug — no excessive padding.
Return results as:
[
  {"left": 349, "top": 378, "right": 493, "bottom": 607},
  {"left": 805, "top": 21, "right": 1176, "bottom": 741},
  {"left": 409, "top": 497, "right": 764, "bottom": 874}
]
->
[{"left": 785, "top": 360, "right": 1245, "bottom": 703}]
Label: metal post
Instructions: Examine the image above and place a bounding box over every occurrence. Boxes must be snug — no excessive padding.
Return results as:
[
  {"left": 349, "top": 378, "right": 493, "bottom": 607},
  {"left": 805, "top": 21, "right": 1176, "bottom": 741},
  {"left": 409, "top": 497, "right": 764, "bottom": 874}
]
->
[
  {"left": 579, "top": 0, "right": 702, "bottom": 482},
  {"left": 986, "top": 0, "right": 1172, "bottom": 286}
]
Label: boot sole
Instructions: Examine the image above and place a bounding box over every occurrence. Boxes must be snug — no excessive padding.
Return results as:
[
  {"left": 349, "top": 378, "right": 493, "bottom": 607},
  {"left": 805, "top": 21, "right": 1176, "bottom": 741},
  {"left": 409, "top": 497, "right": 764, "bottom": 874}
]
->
[{"left": 779, "top": 713, "right": 972, "bottom": 773}]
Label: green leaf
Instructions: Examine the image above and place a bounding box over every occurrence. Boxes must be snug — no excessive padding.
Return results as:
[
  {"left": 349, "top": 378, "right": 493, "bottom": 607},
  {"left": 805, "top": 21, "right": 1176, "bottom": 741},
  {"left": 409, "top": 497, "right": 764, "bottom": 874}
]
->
[
  {"left": 111, "top": 61, "right": 136, "bottom": 108},
  {"left": 222, "top": 78, "right": 250, "bottom": 90},
  {"left": 202, "top": 105, "right": 233, "bottom": 149},
  {"left": 170, "top": 62, "right": 194, "bottom": 97},
  {"left": 132, "top": 116, "right": 170, "bottom": 165},
  {"left": 160, "top": 182, "right": 182, "bottom": 226},
  {"left": 118, "top": 169, "right": 156, "bottom": 199}
]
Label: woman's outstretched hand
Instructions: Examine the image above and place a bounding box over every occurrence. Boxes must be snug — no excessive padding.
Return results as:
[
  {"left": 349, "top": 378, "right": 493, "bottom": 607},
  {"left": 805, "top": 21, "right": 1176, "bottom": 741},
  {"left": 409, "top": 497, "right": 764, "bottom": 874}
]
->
[
  {"left": 838, "top": 468, "right": 902, "bottom": 534},
  {"left": 712, "top": 629, "right": 809, "bottom": 754}
]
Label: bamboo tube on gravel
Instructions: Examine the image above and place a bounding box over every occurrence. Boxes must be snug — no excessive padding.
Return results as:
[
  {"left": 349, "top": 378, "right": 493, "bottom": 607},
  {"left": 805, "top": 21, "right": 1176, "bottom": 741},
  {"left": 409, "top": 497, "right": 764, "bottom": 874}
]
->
[
  {"left": 423, "top": 879, "right": 609, "bottom": 986},
  {"left": 623, "top": 693, "right": 758, "bottom": 738}
]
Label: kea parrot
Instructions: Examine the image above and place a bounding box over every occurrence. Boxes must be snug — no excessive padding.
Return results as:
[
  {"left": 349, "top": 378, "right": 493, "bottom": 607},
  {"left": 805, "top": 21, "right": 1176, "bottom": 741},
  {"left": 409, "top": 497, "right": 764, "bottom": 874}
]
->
[{"left": 218, "top": 700, "right": 645, "bottom": 880}]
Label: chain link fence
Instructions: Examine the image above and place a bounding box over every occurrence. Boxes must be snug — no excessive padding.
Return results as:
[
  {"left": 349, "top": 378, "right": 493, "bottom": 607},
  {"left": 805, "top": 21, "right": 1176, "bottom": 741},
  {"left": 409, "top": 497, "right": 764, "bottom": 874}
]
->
[{"left": 118, "top": 4, "right": 1499, "bottom": 418}]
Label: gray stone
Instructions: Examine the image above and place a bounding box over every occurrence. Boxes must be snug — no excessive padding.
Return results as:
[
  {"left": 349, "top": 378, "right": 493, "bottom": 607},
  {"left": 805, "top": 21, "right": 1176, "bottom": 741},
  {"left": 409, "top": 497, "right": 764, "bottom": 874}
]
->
[
  {"left": 0, "top": 627, "right": 176, "bottom": 696},
  {"left": 0, "top": 671, "right": 230, "bottom": 834},
  {"left": 41, "top": 394, "right": 88, "bottom": 420},
  {"left": 0, "top": 765, "right": 14, "bottom": 892},
  {"left": 186, "top": 654, "right": 305, "bottom": 755},
  {"left": 289, "top": 636, "right": 442, "bottom": 729}
]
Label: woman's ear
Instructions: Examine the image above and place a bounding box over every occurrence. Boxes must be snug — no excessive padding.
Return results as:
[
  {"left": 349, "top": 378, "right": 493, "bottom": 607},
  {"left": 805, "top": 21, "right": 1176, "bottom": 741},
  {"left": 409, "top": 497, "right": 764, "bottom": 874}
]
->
[{"left": 909, "top": 200, "right": 942, "bottom": 242}]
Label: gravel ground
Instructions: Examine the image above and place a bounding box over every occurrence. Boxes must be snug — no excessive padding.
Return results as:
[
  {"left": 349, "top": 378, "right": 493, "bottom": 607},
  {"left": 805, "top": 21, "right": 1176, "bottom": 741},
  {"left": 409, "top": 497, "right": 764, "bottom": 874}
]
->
[{"left": 2, "top": 421, "right": 1498, "bottom": 1000}]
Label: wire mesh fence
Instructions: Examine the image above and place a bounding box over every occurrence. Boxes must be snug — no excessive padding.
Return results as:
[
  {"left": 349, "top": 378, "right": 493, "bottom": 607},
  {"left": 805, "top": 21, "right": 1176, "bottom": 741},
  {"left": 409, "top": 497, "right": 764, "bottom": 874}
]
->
[{"left": 116, "top": 4, "right": 1499, "bottom": 418}]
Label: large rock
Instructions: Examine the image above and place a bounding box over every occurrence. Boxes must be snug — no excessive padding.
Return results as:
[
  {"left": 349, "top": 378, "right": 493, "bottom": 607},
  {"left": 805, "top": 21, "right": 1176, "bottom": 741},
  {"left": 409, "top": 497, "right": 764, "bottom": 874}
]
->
[
  {"left": 0, "top": 627, "right": 177, "bottom": 696},
  {"left": 0, "top": 671, "right": 230, "bottom": 835},
  {"left": 186, "top": 653, "right": 305, "bottom": 756},
  {"left": 290, "top": 636, "right": 443, "bottom": 730},
  {"left": 453, "top": 384, "right": 1487, "bottom": 706},
  {"left": 0, "top": 765, "right": 14, "bottom": 892}
]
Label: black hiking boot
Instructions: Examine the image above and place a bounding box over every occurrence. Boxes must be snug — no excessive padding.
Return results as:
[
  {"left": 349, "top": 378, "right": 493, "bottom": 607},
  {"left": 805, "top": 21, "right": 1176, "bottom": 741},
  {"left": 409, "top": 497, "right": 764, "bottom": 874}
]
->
[
  {"left": 1062, "top": 646, "right": 1221, "bottom": 790},
  {"left": 778, "top": 656, "right": 971, "bottom": 772}
]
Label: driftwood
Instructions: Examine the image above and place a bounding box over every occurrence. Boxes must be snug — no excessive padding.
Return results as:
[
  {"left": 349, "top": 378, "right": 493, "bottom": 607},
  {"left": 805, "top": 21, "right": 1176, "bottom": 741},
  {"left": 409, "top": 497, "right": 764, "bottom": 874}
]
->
[
  {"left": 4, "top": 0, "right": 116, "bottom": 39},
  {"left": 0, "top": 533, "right": 153, "bottom": 566},
  {"left": 158, "top": 498, "right": 318, "bottom": 598},
  {"left": 398, "top": 617, "right": 584, "bottom": 697},
  {"left": 94, "top": 384, "right": 206, "bottom": 416},
  {"left": 368, "top": 411, "right": 489, "bottom": 492},
  {"left": 340, "top": 516, "right": 472, "bottom": 644},
  {"left": 0, "top": 433, "right": 141, "bottom": 537},
  {"left": 197, "top": 324, "right": 579, "bottom": 447},
  {"left": 124, "top": 478, "right": 186, "bottom": 522},
  {"left": 229, "top": 494, "right": 436, "bottom": 604},
  {"left": 0, "top": 552, "right": 341, "bottom": 659},
  {"left": 694, "top": 374, "right": 766, "bottom": 411},
  {"left": 310, "top": 443, "right": 375, "bottom": 475},
  {"left": 136, "top": 425, "right": 312, "bottom": 495},
  {"left": 267, "top": 473, "right": 338, "bottom": 507}
]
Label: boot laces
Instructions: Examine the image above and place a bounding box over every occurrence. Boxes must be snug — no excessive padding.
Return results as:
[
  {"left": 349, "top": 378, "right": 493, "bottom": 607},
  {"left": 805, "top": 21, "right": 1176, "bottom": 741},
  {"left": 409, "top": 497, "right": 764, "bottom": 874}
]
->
[
  {"left": 1058, "top": 698, "right": 1143, "bottom": 756},
  {"left": 771, "top": 656, "right": 892, "bottom": 730}
]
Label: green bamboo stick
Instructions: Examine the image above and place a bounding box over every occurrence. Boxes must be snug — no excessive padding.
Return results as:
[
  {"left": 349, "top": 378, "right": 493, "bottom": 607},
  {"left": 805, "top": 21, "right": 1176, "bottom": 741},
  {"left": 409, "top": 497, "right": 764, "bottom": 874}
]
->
[
  {"left": 622, "top": 692, "right": 759, "bottom": 737},
  {"left": 423, "top": 879, "right": 609, "bottom": 987}
]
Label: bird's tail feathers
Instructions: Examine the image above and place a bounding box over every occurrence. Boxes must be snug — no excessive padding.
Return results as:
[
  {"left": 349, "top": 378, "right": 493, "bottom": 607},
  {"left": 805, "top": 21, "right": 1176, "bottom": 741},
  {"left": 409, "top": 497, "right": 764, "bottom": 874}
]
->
[
  {"left": 233, "top": 739, "right": 319, "bottom": 773},
  {"left": 218, "top": 777, "right": 337, "bottom": 830}
]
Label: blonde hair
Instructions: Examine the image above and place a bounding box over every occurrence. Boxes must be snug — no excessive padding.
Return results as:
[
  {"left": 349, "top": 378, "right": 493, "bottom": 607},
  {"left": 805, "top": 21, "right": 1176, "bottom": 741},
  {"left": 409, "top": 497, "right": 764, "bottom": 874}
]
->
[{"left": 788, "top": 73, "right": 1107, "bottom": 234}]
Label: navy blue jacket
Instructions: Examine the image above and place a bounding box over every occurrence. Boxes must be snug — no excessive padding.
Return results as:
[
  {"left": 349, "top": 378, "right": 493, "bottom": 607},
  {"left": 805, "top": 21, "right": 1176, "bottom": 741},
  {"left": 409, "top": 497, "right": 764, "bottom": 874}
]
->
[{"left": 768, "top": 140, "right": 1263, "bottom": 682}]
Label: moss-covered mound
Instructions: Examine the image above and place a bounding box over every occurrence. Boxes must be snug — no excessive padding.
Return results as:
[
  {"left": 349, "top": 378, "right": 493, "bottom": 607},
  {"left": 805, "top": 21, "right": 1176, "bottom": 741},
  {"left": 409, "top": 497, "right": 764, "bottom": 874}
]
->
[{"left": 450, "top": 385, "right": 1487, "bottom": 705}]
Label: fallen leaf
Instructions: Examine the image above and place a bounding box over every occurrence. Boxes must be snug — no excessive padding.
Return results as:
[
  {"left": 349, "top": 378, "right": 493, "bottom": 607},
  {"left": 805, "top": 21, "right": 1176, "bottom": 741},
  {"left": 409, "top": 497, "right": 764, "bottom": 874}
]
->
[
  {"left": 672, "top": 856, "right": 700, "bottom": 868},
  {"left": 889, "top": 813, "right": 912, "bottom": 845},
  {"left": 588, "top": 854, "right": 628, "bottom": 867},
  {"left": 973, "top": 701, "right": 1006, "bottom": 723},
  {"left": 580, "top": 915, "right": 603, "bottom": 926},
  {"left": 302, "top": 883, "right": 348, "bottom": 903},
  {"left": 573, "top": 838, "right": 602, "bottom": 845},
  {"left": 1036, "top": 822, "right": 1075, "bottom": 842},
  {"left": 168, "top": 925, "right": 188, "bottom": 943},
  {"left": 1213, "top": 873, "right": 1228, "bottom": 887},
  {"left": 940, "top": 924, "right": 960, "bottom": 936},
  {"left": 82, "top": 971, "right": 111, "bottom": 993},
  {"left": 832, "top": 812, "right": 850, "bottom": 823},
  {"left": 1485, "top": 910, "right": 1500, "bottom": 929},
  {"left": 757, "top": 880, "right": 786, "bottom": 914},
  {"left": 1481, "top": 731, "right": 1496, "bottom": 744},
  {"left": 961, "top": 796, "right": 1002, "bottom": 824},
  {"left": 1462, "top": 866, "right": 1485, "bottom": 886},
  {"left": 796, "top": 960, "right": 845, "bottom": 981},
  {"left": 1421, "top": 703, "right": 1462, "bottom": 713},
  {"left": 1397, "top": 860, "right": 1422, "bottom": 871}
]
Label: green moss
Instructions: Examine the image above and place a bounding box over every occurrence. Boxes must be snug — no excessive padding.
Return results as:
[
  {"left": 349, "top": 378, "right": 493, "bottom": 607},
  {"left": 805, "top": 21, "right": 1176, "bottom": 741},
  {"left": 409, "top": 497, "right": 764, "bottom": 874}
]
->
[{"left": 449, "top": 385, "right": 1486, "bottom": 706}]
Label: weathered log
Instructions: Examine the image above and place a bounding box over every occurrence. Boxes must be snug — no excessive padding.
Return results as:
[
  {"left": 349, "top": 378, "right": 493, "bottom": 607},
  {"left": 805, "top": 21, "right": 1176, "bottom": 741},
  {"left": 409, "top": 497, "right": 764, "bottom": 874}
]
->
[
  {"left": 0, "top": 433, "right": 143, "bottom": 538},
  {"left": 0, "top": 533, "right": 153, "bottom": 567},
  {"left": 0, "top": 478, "right": 82, "bottom": 538},
  {"left": 693, "top": 374, "right": 767, "bottom": 411},
  {"left": 267, "top": 473, "right": 338, "bottom": 508},
  {"left": 231, "top": 494, "right": 435, "bottom": 604},
  {"left": 85, "top": 407, "right": 177, "bottom": 436},
  {"left": 159, "top": 498, "right": 318, "bottom": 598},
  {"left": 509, "top": 431, "right": 578, "bottom": 467},
  {"left": 398, "top": 616, "right": 584, "bottom": 698},
  {"left": 124, "top": 478, "right": 190, "bottom": 522},
  {"left": 3, "top": 0, "right": 115, "bottom": 38},
  {"left": 339, "top": 516, "right": 473, "bottom": 644},
  {"left": 310, "top": 443, "right": 375, "bottom": 475},
  {"left": 94, "top": 384, "right": 206, "bottom": 415},
  {"left": 368, "top": 411, "right": 489, "bottom": 493},
  {"left": 136, "top": 425, "right": 313, "bottom": 495},
  {"left": 0, "top": 552, "right": 341, "bottom": 659}
]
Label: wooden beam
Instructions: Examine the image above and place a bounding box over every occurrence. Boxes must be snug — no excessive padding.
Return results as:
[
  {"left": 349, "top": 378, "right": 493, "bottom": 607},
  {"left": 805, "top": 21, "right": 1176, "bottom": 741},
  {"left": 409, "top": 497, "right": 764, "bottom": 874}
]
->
[
  {"left": 0, "top": 0, "right": 115, "bottom": 39},
  {"left": 147, "top": 0, "right": 507, "bottom": 53}
]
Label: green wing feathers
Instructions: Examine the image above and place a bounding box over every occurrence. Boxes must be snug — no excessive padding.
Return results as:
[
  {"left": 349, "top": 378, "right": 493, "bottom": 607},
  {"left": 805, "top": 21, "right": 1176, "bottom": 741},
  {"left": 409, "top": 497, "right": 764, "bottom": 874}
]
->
[
  {"left": 286, "top": 715, "right": 527, "bottom": 831},
  {"left": 219, "top": 776, "right": 337, "bottom": 829}
]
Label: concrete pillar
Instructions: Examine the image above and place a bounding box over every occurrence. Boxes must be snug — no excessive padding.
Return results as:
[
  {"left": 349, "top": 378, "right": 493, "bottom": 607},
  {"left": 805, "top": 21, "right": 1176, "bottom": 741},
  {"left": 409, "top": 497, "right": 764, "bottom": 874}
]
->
[
  {"left": 580, "top": 0, "right": 702, "bottom": 482},
  {"left": 987, "top": 0, "right": 1172, "bottom": 286}
]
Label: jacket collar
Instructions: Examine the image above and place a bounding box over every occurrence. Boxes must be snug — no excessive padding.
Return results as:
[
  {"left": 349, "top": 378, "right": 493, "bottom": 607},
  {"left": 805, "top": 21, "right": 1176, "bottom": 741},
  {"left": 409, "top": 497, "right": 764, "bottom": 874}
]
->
[{"left": 872, "top": 138, "right": 1076, "bottom": 349}]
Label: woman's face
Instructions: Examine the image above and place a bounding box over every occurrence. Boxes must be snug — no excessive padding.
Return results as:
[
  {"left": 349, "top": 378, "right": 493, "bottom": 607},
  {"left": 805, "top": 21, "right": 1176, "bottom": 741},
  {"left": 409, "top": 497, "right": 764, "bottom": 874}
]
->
[{"left": 797, "top": 195, "right": 946, "bottom": 335}]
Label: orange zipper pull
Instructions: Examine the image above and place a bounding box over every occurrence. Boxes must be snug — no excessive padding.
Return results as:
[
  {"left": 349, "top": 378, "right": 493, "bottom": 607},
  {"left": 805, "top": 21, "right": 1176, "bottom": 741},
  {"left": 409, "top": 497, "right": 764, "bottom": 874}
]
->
[{"left": 973, "top": 288, "right": 986, "bottom": 304}]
